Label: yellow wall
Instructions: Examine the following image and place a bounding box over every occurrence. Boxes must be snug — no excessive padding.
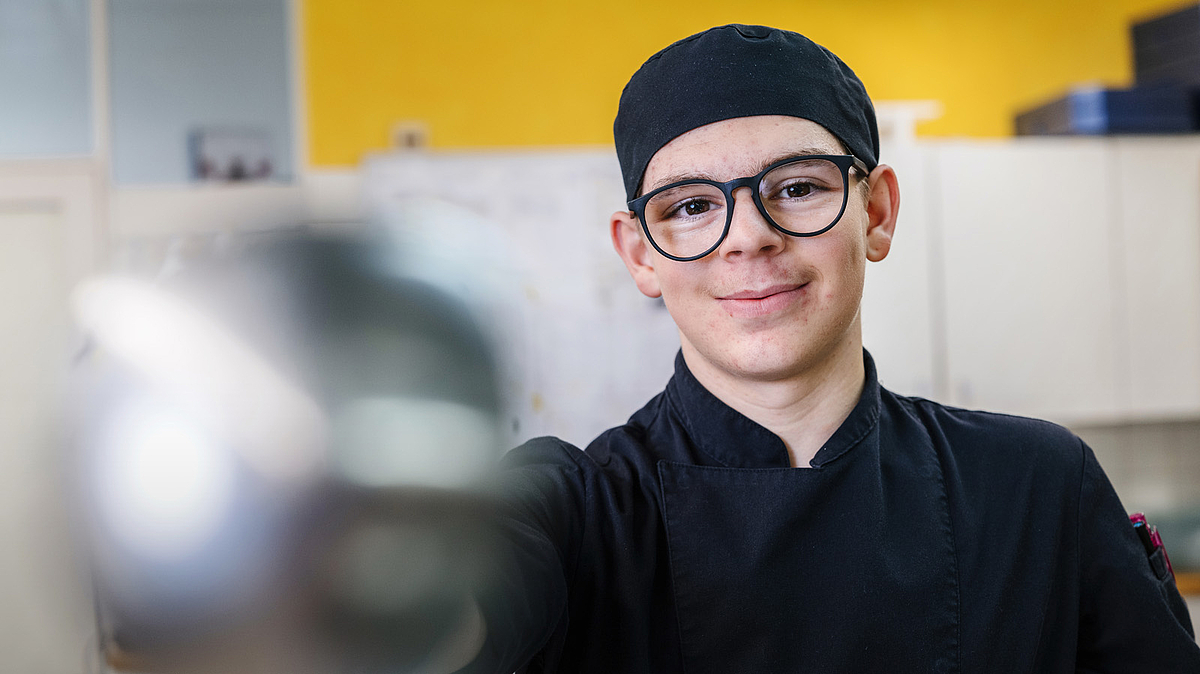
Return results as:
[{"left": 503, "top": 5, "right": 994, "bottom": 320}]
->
[{"left": 305, "top": 0, "right": 1194, "bottom": 167}]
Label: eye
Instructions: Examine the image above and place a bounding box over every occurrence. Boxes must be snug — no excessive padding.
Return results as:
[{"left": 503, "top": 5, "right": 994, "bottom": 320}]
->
[
  {"left": 665, "top": 197, "right": 715, "bottom": 219},
  {"left": 646, "top": 184, "right": 725, "bottom": 223},
  {"left": 780, "top": 182, "right": 815, "bottom": 199}
]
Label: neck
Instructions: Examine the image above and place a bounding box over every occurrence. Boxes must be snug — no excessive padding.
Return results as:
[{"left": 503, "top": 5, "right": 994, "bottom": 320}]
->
[{"left": 682, "top": 330, "right": 866, "bottom": 468}]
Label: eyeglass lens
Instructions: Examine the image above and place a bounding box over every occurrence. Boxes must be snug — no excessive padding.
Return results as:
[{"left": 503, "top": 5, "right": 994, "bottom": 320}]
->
[{"left": 643, "top": 158, "right": 848, "bottom": 259}]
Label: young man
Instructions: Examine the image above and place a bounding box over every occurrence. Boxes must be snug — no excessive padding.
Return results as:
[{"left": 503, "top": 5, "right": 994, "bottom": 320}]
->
[{"left": 471, "top": 24, "right": 1200, "bottom": 673}]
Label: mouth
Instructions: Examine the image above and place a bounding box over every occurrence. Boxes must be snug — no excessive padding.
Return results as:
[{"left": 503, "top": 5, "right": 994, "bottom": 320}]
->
[
  {"left": 718, "top": 284, "right": 804, "bottom": 301},
  {"left": 717, "top": 283, "right": 808, "bottom": 318}
]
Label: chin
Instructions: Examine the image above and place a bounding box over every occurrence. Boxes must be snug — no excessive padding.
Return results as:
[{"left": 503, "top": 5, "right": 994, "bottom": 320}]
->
[
  {"left": 704, "top": 317, "right": 862, "bottom": 384},
  {"left": 703, "top": 340, "right": 816, "bottom": 383},
  {"left": 674, "top": 290, "right": 864, "bottom": 384}
]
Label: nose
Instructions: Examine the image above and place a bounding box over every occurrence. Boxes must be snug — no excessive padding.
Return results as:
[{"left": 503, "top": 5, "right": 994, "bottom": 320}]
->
[{"left": 717, "top": 186, "right": 786, "bottom": 259}]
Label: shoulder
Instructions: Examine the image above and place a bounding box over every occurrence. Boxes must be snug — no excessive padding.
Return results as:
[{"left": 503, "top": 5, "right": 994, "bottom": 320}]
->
[
  {"left": 502, "top": 410, "right": 661, "bottom": 475},
  {"left": 497, "top": 396, "right": 672, "bottom": 520},
  {"left": 892, "top": 391, "right": 1080, "bottom": 446},
  {"left": 498, "top": 436, "right": 595, "bottom": 506},
  {"left": 499, "top": 415, "right": 662, "bottom": 490},
  {"left": 883, "top": 389, "right": 1086, "bottom": 480},
  {"left": 503, "top": 435, "right": 589, "bottom": 469},
  {"left": 577, "top": 388, "right": 679, "bottom": 471},
  {"left": 882, "top": 392, "right": 1097, "bottom": 562}
]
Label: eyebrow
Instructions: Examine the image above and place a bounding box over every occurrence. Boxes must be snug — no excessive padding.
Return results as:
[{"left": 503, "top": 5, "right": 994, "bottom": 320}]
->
[{"left": 644, "top": 145, "right": 844, "bottom": 193}]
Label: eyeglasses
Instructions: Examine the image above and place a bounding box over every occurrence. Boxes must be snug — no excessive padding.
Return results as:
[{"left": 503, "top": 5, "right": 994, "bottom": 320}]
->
[{"left": 627, "top": 154, "right": 868, "bottom": 262}]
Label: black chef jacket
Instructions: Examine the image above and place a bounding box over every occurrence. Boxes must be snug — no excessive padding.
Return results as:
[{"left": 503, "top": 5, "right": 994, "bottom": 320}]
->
[{"left": 469, "top": 351, "right": 1200, "bottom": 673}]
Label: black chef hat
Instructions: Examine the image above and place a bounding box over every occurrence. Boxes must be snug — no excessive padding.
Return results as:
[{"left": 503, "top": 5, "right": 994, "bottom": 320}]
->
[{"left": 613, "top": 24, "right": 879, "bottom": 202}]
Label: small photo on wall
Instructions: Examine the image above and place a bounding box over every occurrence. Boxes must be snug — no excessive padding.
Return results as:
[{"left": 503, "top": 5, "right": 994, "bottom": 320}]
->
[{"left": 188, "top": 127, "right": 275, "bottom": 182}]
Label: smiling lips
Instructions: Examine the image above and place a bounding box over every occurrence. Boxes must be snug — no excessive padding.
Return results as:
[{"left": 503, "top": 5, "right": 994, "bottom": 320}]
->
[{"left": 717, "top": 283, "right": 808, "bottom": 318}]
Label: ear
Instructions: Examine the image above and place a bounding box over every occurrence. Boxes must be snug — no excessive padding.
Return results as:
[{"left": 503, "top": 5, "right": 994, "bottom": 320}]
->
[
  {"left": 863, "top": 164, "right": 900, "bottom": 263},
  {"left": 611, "top": 210, "right": 663, "bottom": 298}
]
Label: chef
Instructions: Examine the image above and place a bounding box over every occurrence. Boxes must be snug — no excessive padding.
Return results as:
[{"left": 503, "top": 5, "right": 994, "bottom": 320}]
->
[{"left": 465, "top": 24, "right": 1200, "bottom": 673}]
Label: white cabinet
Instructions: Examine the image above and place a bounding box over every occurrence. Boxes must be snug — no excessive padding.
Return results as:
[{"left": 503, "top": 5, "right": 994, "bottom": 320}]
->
[
  {"left": 862, "top": 139, "right": 937, "bottom": 399},
  {"left": 0, "top": 160, "right": 100, "bottom": 674},
  {"left": 932, "top": 140, "right": 1123, "bottom": 423},
  {"left": 1112, "top": 138, "right": 1200, "bottom": 418},
  {"left": 927, "top": 138, "right": 1200, "bottom": 424}
]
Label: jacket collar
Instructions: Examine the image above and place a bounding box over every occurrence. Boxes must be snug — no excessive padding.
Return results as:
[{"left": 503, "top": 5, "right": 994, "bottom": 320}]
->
[{"left": 665, "top": 349, "right": 882, "bottom": 469}]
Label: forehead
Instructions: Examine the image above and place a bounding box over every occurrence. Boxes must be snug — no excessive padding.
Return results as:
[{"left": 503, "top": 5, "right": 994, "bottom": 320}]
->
[{"left": 642, "top": 116, "right": 846, "bottom": 192}]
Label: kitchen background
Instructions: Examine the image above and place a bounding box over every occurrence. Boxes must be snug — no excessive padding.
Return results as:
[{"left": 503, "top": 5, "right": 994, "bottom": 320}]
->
[{"left": 4, "top": 0, "right": 1200, "bottom": 670}]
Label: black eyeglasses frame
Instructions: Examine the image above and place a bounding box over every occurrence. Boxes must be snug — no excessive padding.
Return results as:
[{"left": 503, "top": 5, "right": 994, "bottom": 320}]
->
[{"left": 627, "top": 154, "right": 869, "bottom": 262}]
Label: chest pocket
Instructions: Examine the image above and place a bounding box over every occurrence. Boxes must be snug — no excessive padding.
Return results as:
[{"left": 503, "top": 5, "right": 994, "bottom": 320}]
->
[{"left": 657, "top": 449, "right": 959, "bottom": 674}]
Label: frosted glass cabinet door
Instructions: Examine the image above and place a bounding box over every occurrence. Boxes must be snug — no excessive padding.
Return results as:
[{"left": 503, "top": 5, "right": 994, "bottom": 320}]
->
[
  {"left": 1114, "top": 139, "right": 1200, "bottom": 417},
  {"left": 0, "top": 167, "right": 98, "bottom": 674},
  {"left": 934, "top": 140, "right": 1120, "bottom": 423}
]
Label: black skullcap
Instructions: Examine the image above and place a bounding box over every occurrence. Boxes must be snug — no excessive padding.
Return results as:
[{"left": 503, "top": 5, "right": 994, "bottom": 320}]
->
[{"left": 613, "top": 24, "right": 879, "bottom": 201}]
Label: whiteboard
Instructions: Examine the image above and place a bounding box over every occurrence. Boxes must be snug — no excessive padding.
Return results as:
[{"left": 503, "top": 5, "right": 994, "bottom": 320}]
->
[{"left": 364, "top": 149, "right": 681, "bottom": 449}]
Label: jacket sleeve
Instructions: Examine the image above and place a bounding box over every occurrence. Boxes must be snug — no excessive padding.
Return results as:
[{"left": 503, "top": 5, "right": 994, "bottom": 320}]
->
[
  {"left": 460, "top": 437, "right": 589, "bottom": 674},
  {"left": 1075, "top": 439, "right": 1200, "bottom": 673}
]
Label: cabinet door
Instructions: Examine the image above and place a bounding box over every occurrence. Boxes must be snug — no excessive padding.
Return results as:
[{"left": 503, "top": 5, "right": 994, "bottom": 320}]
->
[
  {"left": 862, "top": 140, "right": 937, "bottom": 399},
  {"left": 0, "top": 164, "right": 99, "bottom": 674},
  {"left": 1114, "top": 138, "right": 1200, "bottom": 417},
  {"left": 934, "top": 140, "right": 1120, "bottom": 423}
]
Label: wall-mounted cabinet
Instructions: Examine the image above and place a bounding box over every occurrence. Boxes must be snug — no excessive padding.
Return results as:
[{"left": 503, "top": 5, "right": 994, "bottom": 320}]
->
[
  {"left": 1112, "top": 139, "right": 1200, "bottom": 418},
  {"left": 927, "top": 137, "right": 1200, "bottom": 425},
  {"left": 862, "top": 138, "right": 938, "bottom": 400}
]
